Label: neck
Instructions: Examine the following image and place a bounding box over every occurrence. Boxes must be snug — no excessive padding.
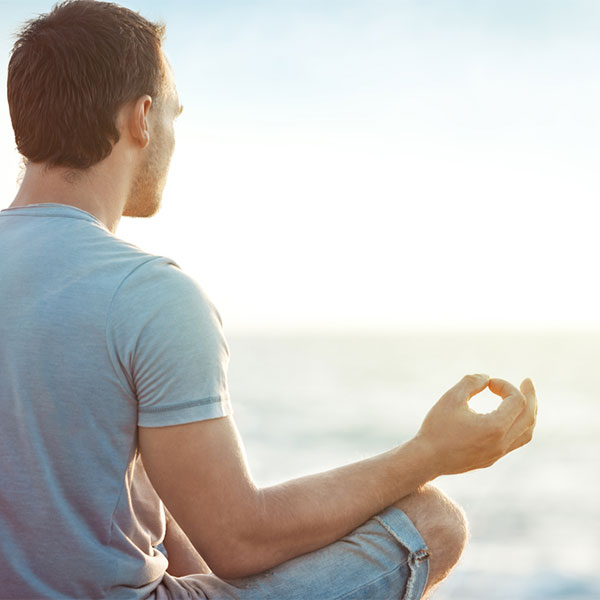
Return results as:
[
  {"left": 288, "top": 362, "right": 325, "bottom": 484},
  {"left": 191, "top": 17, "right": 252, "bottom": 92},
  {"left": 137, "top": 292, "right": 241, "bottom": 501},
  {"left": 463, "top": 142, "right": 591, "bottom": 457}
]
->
[{"left": 10, "top": 150, "right": 132, "bottom": 234}]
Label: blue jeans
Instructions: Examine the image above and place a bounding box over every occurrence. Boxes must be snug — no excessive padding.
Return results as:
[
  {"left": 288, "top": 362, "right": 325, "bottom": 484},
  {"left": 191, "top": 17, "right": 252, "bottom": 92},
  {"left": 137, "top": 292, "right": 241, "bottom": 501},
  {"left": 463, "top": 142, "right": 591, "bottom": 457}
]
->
[{"left": 153, "top": 506, "right": 430, "bottom": 599}]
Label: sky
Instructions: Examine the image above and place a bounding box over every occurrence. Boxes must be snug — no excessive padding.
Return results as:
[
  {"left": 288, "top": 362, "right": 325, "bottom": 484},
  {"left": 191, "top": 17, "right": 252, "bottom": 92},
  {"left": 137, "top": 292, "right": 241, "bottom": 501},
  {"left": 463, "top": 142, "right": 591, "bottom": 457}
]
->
[{"left": 1, "top": 0, "right": 600, "bottom": 332}]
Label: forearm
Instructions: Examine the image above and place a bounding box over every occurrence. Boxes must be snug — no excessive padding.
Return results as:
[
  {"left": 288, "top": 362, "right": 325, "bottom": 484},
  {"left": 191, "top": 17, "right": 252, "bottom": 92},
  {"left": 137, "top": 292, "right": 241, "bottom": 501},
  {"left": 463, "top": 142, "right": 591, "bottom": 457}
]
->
[{"left": 231, "top": 436, "right": 438, "bottom": 578}]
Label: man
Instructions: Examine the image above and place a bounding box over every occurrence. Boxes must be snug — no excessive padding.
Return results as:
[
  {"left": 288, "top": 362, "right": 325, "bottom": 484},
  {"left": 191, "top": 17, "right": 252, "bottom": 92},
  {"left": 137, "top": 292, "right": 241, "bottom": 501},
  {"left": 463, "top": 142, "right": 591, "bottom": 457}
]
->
[{"left": 0, "top": 2, "right": 537, "bottom": 598}]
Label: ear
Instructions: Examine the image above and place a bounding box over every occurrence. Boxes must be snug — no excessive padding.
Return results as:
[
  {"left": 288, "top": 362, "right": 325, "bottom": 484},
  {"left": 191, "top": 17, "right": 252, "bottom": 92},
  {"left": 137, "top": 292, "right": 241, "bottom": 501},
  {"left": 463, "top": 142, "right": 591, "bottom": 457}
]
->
[{"left": 128, "top": 95, "right": 153, "bottom": 149}]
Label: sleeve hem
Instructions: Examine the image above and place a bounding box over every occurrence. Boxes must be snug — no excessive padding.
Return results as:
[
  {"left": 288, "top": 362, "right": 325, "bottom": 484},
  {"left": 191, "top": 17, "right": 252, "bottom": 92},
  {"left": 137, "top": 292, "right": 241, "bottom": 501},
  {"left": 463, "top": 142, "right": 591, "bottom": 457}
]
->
[{"left": 137, "top": 394, "right": 233, "bottom": 428}]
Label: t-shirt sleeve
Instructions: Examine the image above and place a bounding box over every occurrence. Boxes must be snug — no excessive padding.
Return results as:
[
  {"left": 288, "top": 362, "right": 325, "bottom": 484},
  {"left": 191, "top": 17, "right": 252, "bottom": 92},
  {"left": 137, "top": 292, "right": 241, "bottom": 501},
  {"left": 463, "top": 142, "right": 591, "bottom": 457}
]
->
[{"left": 106, "top": 257, "right": 232, "bottom": 427}]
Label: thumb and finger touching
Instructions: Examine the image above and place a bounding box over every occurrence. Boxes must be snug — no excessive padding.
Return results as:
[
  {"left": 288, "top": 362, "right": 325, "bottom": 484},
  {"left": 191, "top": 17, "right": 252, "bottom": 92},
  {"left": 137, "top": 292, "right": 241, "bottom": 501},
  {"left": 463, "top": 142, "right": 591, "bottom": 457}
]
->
[
  {"left": 426, "top": 374, "right": 537, "bottom": 475},
  {"left": 485, "top": 377, "right": 532, "bottom": 429},
  {"left": 483, "top": 376, "right": 537, "bottom": 454}
]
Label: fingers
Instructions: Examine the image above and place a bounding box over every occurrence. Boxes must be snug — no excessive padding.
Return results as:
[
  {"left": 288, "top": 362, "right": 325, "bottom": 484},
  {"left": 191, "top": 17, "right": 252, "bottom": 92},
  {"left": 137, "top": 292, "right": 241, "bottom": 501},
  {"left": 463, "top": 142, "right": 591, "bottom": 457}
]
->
[
  {"left": 448, "top": 373, "right": 490, "bottom": 402},
  {"left": 484, "top": 377, "right": 528, "bottom": 428},
  {"left": 504, "top": 378, "right": 537, "bottom": 448},
  {"left": 506, "top": 425, "right": 535, "bottom": 453},
  {"left": 520, "top": 378, "right": 538, "bottom": 420},
  {"left": 488, "top": 377, "right": 521, "bottom": 399}
]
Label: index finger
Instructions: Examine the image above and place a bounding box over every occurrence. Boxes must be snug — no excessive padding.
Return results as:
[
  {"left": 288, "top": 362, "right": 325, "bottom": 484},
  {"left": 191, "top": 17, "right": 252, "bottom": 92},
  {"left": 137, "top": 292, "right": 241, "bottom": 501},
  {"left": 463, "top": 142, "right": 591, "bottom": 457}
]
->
[
  {"left": 446, "top": 373, "right": 490, "bottom": 403},
  {"left": 488, "top": 377, "right": 521, "bottom": 399},
  {"left": 485, "top": 377, "right": 527, "bottom": 428}
]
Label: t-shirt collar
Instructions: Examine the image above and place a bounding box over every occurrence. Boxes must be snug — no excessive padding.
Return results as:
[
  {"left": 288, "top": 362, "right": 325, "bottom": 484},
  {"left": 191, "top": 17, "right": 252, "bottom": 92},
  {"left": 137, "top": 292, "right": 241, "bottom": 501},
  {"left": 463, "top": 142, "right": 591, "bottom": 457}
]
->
[{"left": 0, "top": 202, "right": 107, "bottom": 229}]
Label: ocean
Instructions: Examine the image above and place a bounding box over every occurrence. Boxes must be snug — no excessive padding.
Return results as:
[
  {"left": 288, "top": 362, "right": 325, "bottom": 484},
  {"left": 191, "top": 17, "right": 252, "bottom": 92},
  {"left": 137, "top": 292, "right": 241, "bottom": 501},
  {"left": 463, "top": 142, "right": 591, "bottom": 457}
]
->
[{"left": 225, "top": 330, "right": 600, "bottom": 600}]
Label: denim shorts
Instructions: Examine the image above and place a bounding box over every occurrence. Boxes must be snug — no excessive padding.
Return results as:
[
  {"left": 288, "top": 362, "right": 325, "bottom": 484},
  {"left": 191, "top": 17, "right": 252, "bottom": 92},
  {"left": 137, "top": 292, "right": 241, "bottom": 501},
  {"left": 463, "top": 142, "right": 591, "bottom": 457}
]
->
[{"left": 153, "top": 505, "right": 430, "bottom": 600}]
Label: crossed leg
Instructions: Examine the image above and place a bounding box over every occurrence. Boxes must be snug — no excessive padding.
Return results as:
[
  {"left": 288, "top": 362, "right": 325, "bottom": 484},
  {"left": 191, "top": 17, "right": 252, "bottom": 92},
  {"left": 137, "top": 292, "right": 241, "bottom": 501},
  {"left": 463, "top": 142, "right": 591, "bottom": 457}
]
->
[{"left": 393, "top": 483, "right": 469, "bottom": 599}]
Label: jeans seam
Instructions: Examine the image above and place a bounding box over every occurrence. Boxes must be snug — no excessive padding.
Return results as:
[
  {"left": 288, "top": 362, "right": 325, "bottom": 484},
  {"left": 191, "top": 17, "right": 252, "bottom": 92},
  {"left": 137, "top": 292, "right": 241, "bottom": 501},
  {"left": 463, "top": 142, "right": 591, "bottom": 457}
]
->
[
  {"left": 372, "top": 515, "right": 430, "bottom": 558},
  {"left": 372, "top": 514, "right": 430, "bottom": 599},
  {"left": 331, "top": 560, "right": 410, "bottom": 600}
]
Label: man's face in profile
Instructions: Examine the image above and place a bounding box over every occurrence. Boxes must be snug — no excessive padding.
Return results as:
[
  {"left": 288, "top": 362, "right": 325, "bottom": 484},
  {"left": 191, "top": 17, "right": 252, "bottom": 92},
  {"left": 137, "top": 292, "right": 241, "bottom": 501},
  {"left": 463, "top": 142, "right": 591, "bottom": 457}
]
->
[{"left": 123, "top": 53, "right": 181, "bottom": 219}]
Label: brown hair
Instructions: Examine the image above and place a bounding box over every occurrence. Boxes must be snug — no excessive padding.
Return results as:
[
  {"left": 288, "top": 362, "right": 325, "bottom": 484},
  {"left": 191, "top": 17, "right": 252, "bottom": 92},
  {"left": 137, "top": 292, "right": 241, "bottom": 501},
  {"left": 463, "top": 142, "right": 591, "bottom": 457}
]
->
[{"left": 7, "top": 0, "right": 166, "bottom": 169}]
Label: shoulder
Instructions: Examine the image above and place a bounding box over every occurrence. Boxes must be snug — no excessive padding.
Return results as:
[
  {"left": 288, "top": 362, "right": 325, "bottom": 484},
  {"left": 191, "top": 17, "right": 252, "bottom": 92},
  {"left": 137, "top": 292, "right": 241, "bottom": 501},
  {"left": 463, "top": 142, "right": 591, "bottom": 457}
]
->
[
  {"left": 107, "top": 249, "right": 225, "bottom": 349},
  {"left": 92, "top": 228, "right": 211, "bottom": 311},
  {"left": 114, "top": 256, "right": 220, "bottom": 323}
]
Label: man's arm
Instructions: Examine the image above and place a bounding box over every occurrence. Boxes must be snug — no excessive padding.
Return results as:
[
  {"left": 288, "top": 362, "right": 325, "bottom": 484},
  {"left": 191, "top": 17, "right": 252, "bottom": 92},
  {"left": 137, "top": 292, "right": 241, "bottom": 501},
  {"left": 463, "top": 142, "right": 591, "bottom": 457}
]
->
[
  {"left": 143, "top": 418, "right": 434, "bottom": 579},
  {"left": 139, "top": 374, "right": 537, "bottom": 580}
]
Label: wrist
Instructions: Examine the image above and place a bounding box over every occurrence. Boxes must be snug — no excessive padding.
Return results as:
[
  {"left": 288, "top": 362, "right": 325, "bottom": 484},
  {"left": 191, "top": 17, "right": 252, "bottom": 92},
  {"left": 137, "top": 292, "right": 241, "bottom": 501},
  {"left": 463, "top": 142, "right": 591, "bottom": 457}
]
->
[{"left": 403, "top": 434, "right": 443, "bottom": 481}]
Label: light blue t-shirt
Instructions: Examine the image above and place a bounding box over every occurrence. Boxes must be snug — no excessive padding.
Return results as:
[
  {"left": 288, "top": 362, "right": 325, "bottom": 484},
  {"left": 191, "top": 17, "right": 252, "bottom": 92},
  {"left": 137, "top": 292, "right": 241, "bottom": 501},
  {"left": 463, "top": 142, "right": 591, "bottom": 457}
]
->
[{"left": 0, "top": 203, "right": 232, "bottom": 598}]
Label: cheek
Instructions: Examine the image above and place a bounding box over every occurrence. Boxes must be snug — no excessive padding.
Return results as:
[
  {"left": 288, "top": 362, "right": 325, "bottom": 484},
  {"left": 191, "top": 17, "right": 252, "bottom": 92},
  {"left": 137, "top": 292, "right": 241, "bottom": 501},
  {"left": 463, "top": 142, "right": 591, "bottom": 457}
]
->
[
  {"left": 157, "top": 121, "right": 175, "bottom": 159},
  {"left": 168, "top": 124, "right": 176, "bottom": 152}
]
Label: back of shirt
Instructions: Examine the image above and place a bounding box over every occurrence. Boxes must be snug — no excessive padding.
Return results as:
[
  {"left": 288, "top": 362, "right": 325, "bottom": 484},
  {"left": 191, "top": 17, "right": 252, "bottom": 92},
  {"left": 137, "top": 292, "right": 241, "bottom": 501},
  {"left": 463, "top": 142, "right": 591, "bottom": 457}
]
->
[{"left": 0, "top": 203, "right": 232, "bottom": 598}]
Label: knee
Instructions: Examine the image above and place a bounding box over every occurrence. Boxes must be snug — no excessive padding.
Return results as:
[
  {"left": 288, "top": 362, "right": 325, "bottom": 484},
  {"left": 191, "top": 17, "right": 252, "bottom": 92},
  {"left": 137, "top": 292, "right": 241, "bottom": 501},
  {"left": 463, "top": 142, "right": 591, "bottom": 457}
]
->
[{"left": 393, "top": 484, "right": 469, "bottom": 584}]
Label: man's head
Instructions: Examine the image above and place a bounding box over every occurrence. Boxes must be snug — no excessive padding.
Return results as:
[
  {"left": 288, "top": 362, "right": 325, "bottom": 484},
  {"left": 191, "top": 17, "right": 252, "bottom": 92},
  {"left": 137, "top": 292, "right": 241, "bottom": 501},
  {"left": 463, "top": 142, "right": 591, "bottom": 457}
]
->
[{"left": 7, "top": 0, "right": 181, "bottom": 217}]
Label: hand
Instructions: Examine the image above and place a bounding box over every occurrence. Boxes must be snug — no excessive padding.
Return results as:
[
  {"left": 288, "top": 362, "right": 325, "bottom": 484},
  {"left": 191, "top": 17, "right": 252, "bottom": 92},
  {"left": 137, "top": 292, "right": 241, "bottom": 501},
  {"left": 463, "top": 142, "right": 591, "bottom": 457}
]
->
[{"left": 414, "top": 374, "right": 538, "bottom": 477}]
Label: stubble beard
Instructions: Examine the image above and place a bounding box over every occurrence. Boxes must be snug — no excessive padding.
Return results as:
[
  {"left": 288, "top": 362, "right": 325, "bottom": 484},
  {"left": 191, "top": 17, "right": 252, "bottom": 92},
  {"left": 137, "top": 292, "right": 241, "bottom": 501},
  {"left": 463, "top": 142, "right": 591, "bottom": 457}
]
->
[{"left": 123, "top": 135, "right": 172, "bottom": 219}]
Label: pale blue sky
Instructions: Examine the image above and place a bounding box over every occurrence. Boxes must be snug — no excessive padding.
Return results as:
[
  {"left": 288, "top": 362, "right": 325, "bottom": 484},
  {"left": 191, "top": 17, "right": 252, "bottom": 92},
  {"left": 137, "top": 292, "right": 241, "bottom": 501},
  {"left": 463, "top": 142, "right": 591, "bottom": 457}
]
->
[{"left": 2, "top": 1, "right": 600, "bottom": 331}]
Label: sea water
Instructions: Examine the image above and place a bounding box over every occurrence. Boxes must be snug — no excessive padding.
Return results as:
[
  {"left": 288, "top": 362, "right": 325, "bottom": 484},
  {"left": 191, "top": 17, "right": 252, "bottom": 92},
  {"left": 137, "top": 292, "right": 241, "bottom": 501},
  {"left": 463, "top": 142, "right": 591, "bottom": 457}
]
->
[{"left": 226, "top": 330, "right": 600, "bottom": 600}]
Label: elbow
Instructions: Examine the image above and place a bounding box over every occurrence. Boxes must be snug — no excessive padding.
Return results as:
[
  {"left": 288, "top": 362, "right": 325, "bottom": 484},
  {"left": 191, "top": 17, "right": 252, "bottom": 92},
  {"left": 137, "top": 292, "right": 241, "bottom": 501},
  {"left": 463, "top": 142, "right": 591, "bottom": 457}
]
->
[
  {"left": 193, "top": 522, "right": 276, "bottom": 580},
  {"left": 200, "top": 542, "right": 269, "bottom": 580},
  {"left": 190, "top": 491, "right": 273, "bottom": 579},
  {"left": 209, "top": 561, "right": 254, "bottom": 580}
]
